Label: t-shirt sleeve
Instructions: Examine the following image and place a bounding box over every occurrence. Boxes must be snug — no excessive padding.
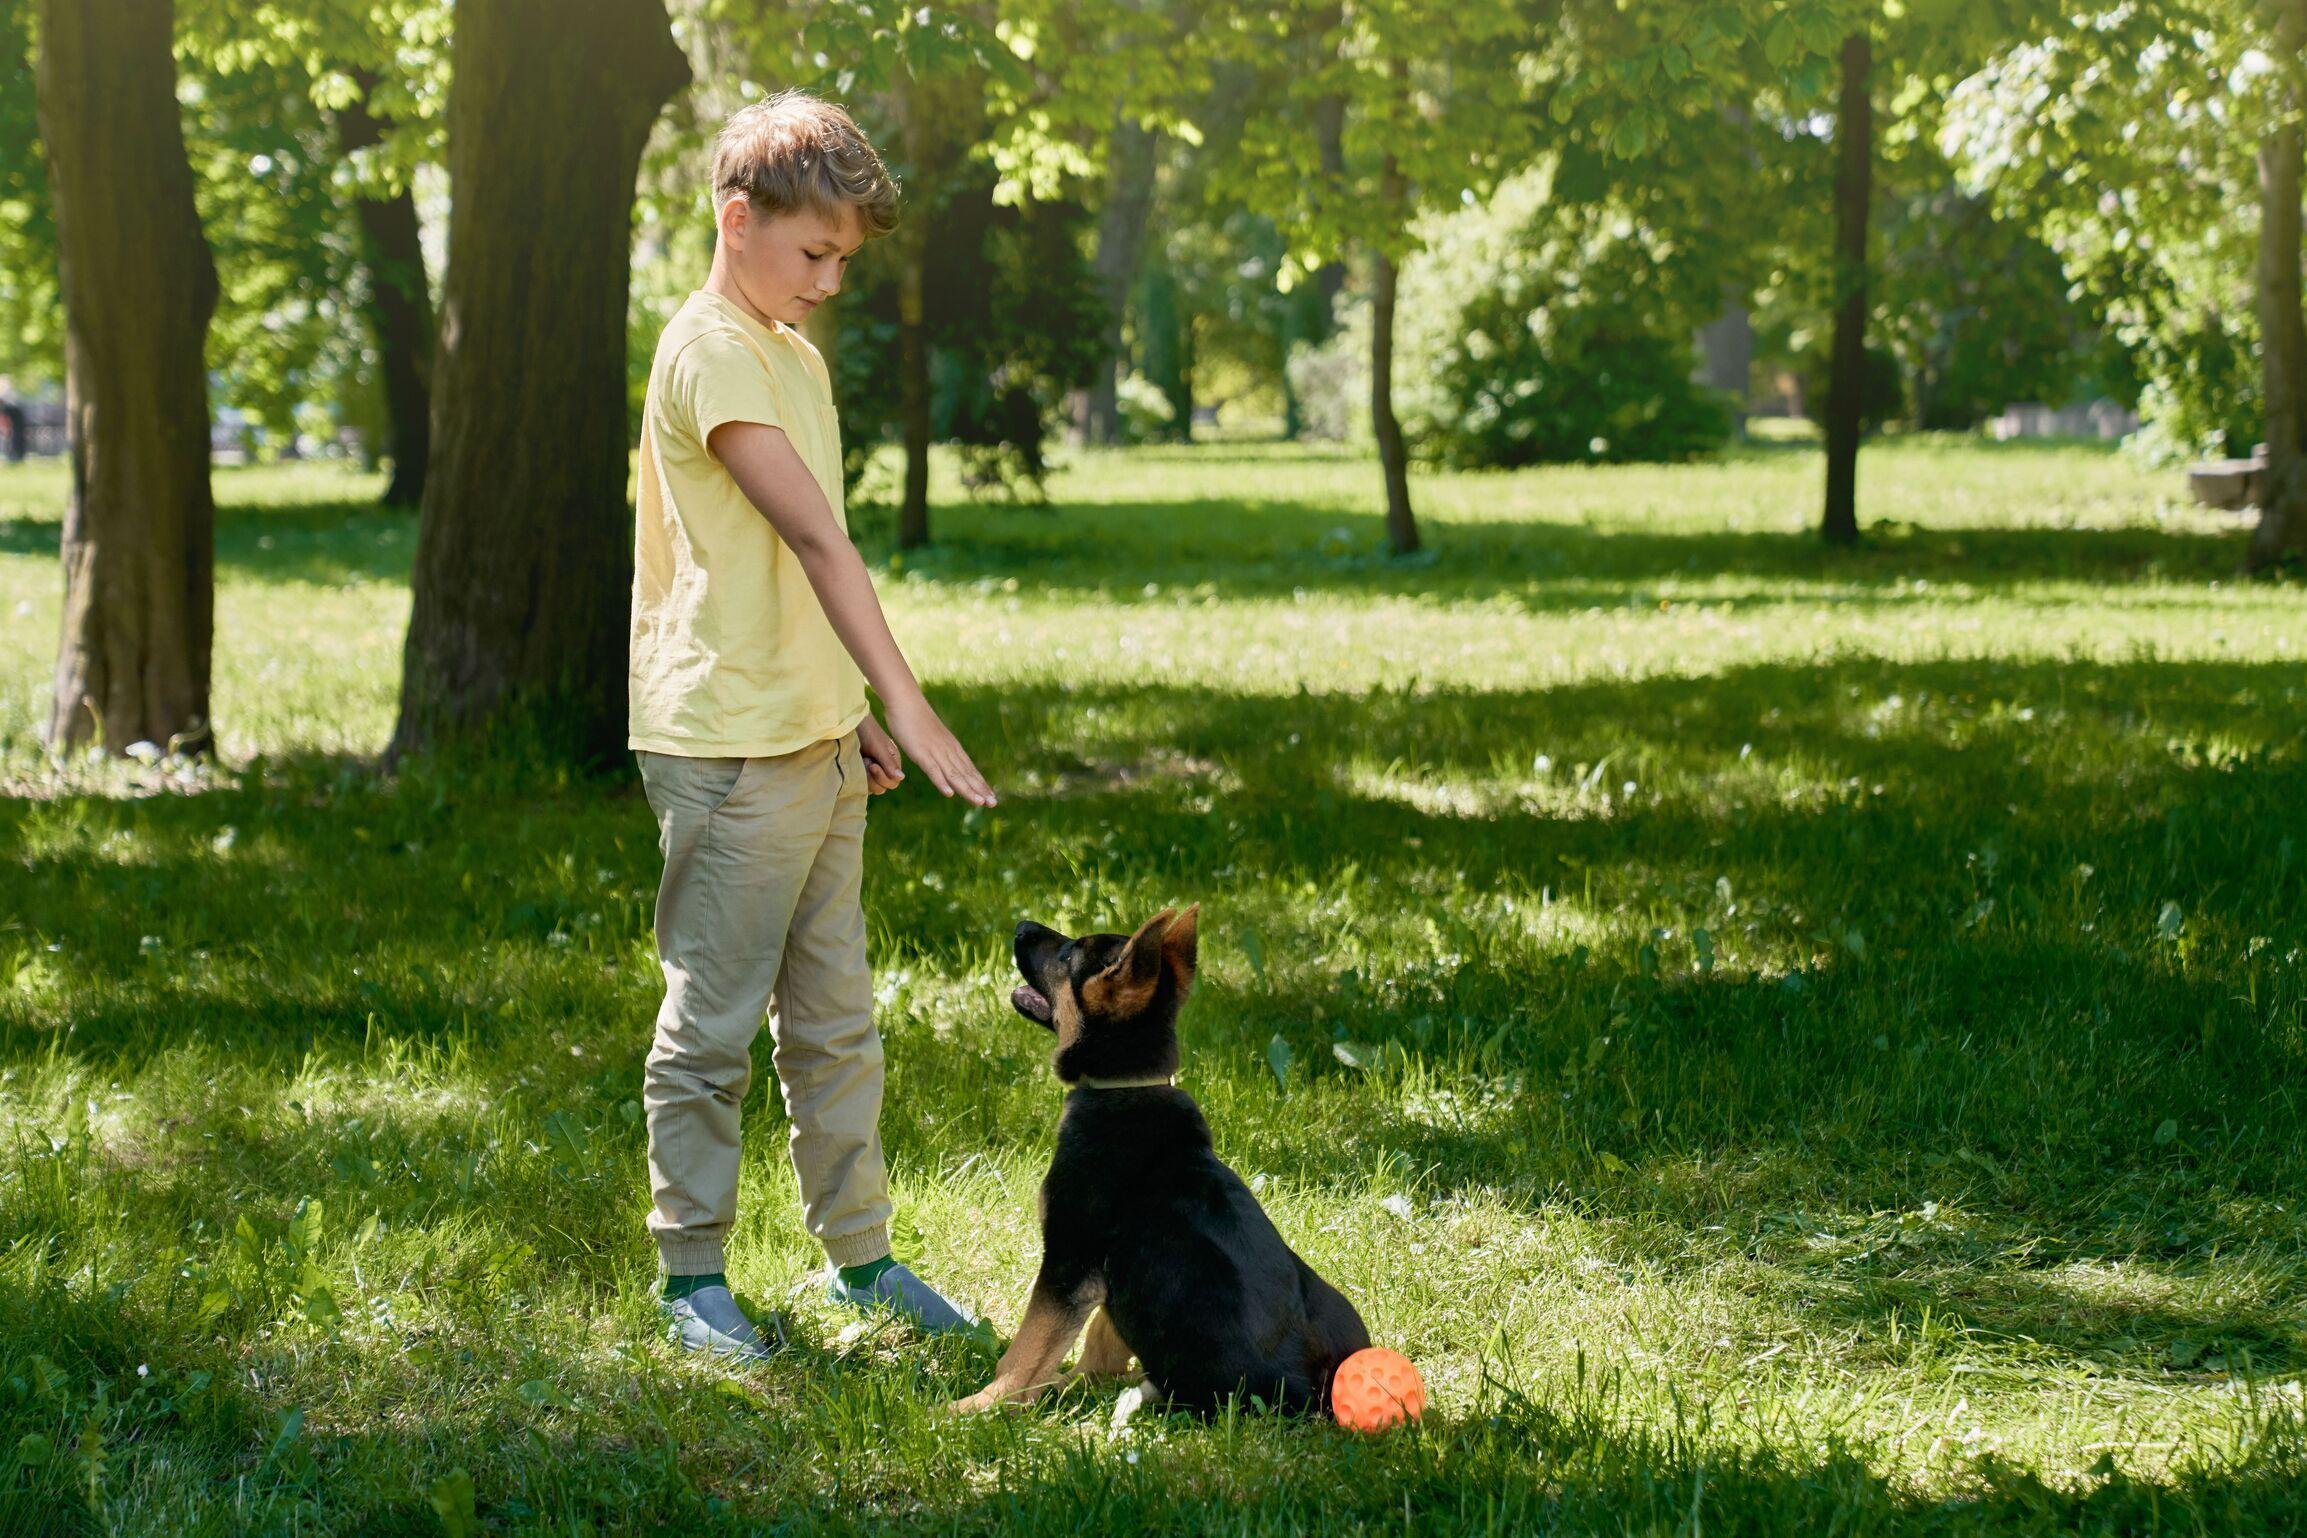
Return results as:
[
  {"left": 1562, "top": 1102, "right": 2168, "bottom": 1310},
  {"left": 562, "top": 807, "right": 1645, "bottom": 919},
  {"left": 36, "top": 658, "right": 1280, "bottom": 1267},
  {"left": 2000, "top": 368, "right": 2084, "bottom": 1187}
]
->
[{"left": 671, "top": 328, "right": 787, "bottom": 455}]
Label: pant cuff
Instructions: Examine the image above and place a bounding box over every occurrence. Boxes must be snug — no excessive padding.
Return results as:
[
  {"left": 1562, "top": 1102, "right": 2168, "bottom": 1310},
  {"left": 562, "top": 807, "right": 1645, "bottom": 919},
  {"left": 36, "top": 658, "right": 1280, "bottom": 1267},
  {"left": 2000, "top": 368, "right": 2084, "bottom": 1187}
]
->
[
  {"left": 822, "top": 1223, "right": 892, "bottom": 1270},
  {"left": 656, "top": 1236, "right": 728, "bottom": 1275}
]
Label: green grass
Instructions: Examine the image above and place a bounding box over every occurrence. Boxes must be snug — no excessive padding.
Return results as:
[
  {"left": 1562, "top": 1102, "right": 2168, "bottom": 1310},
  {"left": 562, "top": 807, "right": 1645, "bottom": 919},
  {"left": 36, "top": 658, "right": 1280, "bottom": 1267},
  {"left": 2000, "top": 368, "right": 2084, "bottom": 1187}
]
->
[{"left": 1, "top": 439, "right": 2303, "bottom": 1534}]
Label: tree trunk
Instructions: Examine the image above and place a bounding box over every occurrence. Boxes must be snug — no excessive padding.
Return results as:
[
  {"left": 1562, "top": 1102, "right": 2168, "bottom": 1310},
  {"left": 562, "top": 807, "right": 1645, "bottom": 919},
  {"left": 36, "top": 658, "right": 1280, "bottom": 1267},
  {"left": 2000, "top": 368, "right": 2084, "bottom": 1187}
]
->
[
  {"left": 1310, "top": 16, "right": 1350, "bottom": 319},
  {"left": 2251, "top": 120, "right": 2307, "bottom": 569},
  {"left": 330, "top": 71, "right": 433, "bottom": 510},
  {"left": 1370, "top": 135, "right": 1418, "bottom": 557},
  {"left": 1137, "top": 253, "right": 1193, "bottom": 441},
  {"left": 891, "top": 65, "right": 932, "bottom": 549},
  {"left": 1082, "top": 115, "right": 1161, "bottom": 446},
  {"left": 1694, "top": 294, "right": 1752, "bottom": 439},
  {"left": 34, "top": 0, "right": 219, "bottom": 757},
  {"left": 1821, "top": 30, "right": 1872, "bottom": 547},
  {"left": 1370, "top": 241, "right": 1417, "bottom": 555},
  {"left": 390, "top": 0, "right": 686, "bottom": 769},
  {"left": 894, "top": 233, "right": 931, "bottom": 548},
  {"left": 1176, "top": 311, "right": 1197, "bottom": 438}
]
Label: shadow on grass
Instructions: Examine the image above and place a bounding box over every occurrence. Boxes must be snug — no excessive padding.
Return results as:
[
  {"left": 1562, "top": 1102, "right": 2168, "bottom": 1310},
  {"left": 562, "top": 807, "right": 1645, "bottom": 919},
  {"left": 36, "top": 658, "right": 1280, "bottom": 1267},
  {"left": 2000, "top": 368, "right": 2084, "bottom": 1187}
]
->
[
  {"left": 9, "top": 651, "right": 2298, "bottom": 993},
  {"left": 6, "top": 651, "right": 2299, "bottom": 1090},
  {"left": 872, "top": 500, "right": 2261, "bottom": 604},
  {"left": 895, "top": 1409, "right": 2307, "bottom": 1537},
  {"left": 4, "top": 654, "right": 2301, "bottom": 1385},
  {"left": 0, "top": 500, "right": 418, "bottom": 592},
  {"left": 0, "top": 495, "right": 2264, "bottom": 605},
  {"left": 1, "top": 1221, "right": 2298, "bottom": 1538},
  {"left": 4, "top": 1325, "right": 2298, "bottom": 1537}
]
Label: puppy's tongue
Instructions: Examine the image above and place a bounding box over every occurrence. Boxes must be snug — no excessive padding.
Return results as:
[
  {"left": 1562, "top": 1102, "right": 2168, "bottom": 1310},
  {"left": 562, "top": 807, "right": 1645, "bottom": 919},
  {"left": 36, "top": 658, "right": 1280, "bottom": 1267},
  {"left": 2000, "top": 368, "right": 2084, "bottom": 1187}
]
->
[{"left": 1012, "top": 984, "right": 1048, "bottom": 1015}]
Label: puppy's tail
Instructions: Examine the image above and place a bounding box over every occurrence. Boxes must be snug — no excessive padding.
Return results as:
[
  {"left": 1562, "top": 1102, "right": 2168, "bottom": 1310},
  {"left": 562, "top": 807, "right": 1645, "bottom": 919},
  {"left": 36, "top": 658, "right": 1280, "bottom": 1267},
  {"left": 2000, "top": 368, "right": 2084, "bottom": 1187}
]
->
[
  {"left": 1303, "top": 1270, "right": 1372, "bottom": 1416},
  {"left": 1318, "top": 1357, "right": 1346, "bottom": 1417}
]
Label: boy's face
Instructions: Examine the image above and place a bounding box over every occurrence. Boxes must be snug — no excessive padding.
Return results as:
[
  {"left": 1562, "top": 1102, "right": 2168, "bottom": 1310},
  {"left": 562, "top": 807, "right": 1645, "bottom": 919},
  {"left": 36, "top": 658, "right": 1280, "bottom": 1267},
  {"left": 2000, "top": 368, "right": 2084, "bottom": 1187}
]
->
[{"left": 717, "top": 197, "right": 865, "bottom": 327}]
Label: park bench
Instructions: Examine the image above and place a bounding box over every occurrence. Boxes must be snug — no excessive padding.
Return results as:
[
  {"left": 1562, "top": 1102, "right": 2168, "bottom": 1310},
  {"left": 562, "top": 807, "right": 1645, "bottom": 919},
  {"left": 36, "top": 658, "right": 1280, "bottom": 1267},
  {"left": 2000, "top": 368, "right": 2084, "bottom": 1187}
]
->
[{"left": 2188, "top": 444, "right": 2267, "bottom": 511}]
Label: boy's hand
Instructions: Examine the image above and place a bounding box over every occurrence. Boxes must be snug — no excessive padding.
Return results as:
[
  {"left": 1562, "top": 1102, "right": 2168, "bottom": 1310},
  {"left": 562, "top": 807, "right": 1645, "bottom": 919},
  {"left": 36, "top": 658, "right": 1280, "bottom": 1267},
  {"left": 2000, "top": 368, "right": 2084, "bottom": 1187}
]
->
[
  {"left": 856, "top": 715, "right": 905, "bottom": 795},
  {"left": 884, "top": 697, "right": 997, "bottom": 808},
  {"left": 709, "top": 425, "right": 995, "bottom": 810}
]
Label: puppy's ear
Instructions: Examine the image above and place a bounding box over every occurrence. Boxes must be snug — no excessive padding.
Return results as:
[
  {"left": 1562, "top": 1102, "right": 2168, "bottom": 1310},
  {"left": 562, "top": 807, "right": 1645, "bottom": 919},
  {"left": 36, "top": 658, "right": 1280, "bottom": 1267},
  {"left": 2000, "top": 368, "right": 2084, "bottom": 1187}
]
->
[
  {"left": 1083, "top": 908, "right": 1173, "bottom": 1017},
  {"left": 1163, "top": 904, "right": 1199, "bottom": 998}
]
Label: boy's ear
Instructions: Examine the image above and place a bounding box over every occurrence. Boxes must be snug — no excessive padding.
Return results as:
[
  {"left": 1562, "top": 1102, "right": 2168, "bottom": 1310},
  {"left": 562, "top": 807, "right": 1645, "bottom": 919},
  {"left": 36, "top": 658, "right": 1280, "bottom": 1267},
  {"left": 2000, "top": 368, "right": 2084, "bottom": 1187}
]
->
[
  {"left": 1163, "top": 905, "right": 1199, "bottom": 998},
  {"left": 1083, "top": 908, "right": 1173, "bottom": 1017},
  {"left": 715, "top": 191, "right": 750, "bottom": 249}
]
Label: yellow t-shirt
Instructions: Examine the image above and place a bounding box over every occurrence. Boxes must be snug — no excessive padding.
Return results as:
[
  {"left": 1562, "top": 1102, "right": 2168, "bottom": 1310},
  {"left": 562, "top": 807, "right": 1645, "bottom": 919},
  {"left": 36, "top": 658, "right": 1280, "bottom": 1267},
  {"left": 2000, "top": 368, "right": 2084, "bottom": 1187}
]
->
[{"left": 628, "top": 290, "right": 867, "bottom": 757}]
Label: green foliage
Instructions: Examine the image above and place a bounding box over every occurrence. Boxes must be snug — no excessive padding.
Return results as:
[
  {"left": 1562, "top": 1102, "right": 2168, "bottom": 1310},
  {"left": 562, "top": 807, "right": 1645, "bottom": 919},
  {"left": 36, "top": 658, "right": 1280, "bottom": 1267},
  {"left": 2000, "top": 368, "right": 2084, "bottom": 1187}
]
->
[
  {"left": 704, "top": 1, "right": 1122, "bottom": 496},
  {"left": 1217, "top": 0, "right": 1545, "bottom": 278},
  {"left": 1147, "top": 209, "right": 1331, "bottom": 438},
  {"left": 1132, "top": 248, "right": 1194, "bottom": 439},
  {"left": 0, "top": 3, "right": 454, "bottom": 438},
  {"left": 1942, "top": 1, "right": 2264, "bottom": 458},
  {"left": 0, "top": 5, "right": 59, "bottom": 385},
  {"left": 1428, "top": 302, "right": 1730, "bottom": 468},
  {"left": 182, "top": 51, "right": 361, "bottom": 442},
  {"left": 775, "top": 0, "right": 1032, "bottom": 118},
  {"left": 1540, "top": 0, "right": 1861, "bottom": 166},
  {"left": 1798, "top": 338, "right": 1905, "bottom": 436},
  {"left": 1412, "top": 192, "right": 1734, "bottom": 466},
  {"left": 978, "top": 0, "right": 1222, "bottom": 207},
  {"left": 176, "top": 3, "right": 449, "bottom": 443},
  {"left": 2131, "top": 310, "right": 2260, "bottom": 462},
  {"left": 1287, "top": 166, "right": 1741, "bottom": 468},
  {"left": 831, "top": 176, "right": 1107, "bottom": 498},
  {"left": 176, "top": 0, "right": 451, "bottom": 195},
  {"left": 1872, "top": 165, "right": 2130, "bottom": 431},
  {"left": 7, "top": 2, "right": 451, "bottom": 433}
]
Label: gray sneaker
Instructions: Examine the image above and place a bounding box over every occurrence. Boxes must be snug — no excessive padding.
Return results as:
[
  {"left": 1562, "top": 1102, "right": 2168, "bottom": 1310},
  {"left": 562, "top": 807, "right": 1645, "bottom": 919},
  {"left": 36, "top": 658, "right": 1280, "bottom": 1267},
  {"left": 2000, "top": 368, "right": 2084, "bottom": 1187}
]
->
[
  {"left": 659, "top": 1285, "right": 782, "bottom": 1363},
  {"left": 826, "top": 1263, "right": 976, "bottom": 1334}
]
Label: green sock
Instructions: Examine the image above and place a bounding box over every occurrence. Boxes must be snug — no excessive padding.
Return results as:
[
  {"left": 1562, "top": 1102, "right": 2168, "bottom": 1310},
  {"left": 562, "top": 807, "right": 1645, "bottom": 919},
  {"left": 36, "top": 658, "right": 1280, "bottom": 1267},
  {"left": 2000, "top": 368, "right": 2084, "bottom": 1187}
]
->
[
  {"left": 838, "top": 1255, "right": 896, "bottom": 1290},
  {"left": 662, "top": 1270, "right": 726, "bottom": 1301}
]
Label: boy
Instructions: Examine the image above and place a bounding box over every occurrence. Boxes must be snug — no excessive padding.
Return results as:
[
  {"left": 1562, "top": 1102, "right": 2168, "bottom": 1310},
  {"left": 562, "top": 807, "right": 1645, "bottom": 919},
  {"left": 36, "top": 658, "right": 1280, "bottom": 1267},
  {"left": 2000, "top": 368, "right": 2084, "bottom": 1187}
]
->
[{"left": 630, "top": 91, "right": 995, "bottom": 1361}]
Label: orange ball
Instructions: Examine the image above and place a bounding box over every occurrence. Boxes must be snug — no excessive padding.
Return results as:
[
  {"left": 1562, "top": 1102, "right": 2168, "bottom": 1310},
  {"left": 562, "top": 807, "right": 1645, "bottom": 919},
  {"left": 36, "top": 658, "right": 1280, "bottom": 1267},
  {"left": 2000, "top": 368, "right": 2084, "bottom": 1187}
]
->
[{"left": 1330, "top": 1346, "right": 1426, "bottom": 1432}]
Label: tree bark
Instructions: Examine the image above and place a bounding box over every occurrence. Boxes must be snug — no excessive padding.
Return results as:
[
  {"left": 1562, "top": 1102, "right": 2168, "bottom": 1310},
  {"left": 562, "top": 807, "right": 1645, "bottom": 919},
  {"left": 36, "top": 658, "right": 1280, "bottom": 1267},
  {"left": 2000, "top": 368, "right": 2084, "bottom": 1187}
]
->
[
  {"left": 2251, "top": 120, "right": 2307, "bottom": 569},
  {"left": 1370, "top": 234, "right": 1418, "bottom": 556},
  {"left": 1175, "top": 309, "right": 1197, "bottom": 436},
  {"left": 1081, "top": 115, "right": 1161, "bottom": 446},
  {"left": 1370, "top": 102, "right": 1418, "bottom": 558},
  {"left": 1821, "top": 30, "right": 1872, "bottom": 548},
  {"left": 34, "top": 0, "right": 219, "bottom": 757},
  {"left": 330, "top": 71, "right": 434, "bottom": 510},
  {"left": 891, "top": 64, "right": 932, "bottom": 549},
  {"left": 389, "top": 0, "right": 686, "bottom": 768},
  {"left": 896, "top": 234, "right": 930, "bottom": 546}
]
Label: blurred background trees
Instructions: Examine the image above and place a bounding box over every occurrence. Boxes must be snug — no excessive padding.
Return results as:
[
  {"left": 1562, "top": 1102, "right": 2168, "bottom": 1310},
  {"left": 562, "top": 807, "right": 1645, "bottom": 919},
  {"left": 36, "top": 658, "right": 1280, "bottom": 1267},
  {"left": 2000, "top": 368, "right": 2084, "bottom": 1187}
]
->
[{"left": 6, "top": 0, "right": 2299, "bottom": 764}]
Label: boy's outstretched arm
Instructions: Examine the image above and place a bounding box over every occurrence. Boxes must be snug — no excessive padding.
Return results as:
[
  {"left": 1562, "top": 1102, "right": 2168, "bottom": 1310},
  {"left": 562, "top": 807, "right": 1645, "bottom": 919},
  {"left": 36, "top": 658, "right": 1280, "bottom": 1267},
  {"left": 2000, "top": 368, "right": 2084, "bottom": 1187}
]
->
[{"left": 709, "top": 420, "right": 996, "bottom": 807}]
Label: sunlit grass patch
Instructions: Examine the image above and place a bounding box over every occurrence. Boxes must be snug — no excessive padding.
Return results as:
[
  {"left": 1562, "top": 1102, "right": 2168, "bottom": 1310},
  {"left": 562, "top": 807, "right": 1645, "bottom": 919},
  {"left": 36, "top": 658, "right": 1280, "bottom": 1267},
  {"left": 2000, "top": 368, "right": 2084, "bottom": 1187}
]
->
[{"left": 0, "top": 441, "right": 2302, "bottom": 1532}]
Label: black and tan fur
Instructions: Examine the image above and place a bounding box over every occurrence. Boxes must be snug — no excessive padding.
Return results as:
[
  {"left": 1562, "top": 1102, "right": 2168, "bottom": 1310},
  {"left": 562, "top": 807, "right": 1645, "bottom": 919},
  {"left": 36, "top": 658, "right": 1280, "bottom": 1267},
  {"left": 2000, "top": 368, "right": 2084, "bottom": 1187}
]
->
[{"left": 950, "top": 907, "right": 1370, "bottom": 1415}]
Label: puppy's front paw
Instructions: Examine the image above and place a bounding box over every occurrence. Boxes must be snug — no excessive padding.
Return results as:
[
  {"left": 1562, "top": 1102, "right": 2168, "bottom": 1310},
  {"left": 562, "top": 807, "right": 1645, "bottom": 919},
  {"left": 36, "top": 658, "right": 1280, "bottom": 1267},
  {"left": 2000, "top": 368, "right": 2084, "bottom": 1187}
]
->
[{"left": 946, "top": 1386, "right": 1006, "bottom": 1416}]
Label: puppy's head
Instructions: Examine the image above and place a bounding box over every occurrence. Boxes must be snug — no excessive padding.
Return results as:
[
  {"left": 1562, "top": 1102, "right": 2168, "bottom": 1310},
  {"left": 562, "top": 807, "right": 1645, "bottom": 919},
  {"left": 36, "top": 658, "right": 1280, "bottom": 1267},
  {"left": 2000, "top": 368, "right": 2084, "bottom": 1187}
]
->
[{"left": 1010, "top": 906, "right": 1199, "bottom": 1085}]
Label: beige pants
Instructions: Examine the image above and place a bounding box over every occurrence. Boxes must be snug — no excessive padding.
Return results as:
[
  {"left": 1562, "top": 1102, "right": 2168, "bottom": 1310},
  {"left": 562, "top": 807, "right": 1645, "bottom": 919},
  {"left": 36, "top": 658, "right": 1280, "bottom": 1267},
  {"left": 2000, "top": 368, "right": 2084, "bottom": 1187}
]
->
[{"left": 637, "top": 734, "right": 891, "bottom": 1274}]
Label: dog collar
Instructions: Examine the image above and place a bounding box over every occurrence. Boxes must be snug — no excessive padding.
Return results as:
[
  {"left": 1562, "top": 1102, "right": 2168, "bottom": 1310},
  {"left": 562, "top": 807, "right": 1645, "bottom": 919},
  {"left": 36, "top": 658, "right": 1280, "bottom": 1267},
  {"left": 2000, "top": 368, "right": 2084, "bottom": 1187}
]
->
[{"left": 1073, "top": 1074, "right": 1176, "bottom": 1091}]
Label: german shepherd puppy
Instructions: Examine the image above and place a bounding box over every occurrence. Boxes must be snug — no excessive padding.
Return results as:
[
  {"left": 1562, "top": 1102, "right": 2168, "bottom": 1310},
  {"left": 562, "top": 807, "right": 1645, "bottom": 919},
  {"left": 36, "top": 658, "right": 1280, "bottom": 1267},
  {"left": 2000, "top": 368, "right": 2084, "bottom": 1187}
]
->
[{"left": 950, "top": 906, "right": 1371, "bottom": 1415}]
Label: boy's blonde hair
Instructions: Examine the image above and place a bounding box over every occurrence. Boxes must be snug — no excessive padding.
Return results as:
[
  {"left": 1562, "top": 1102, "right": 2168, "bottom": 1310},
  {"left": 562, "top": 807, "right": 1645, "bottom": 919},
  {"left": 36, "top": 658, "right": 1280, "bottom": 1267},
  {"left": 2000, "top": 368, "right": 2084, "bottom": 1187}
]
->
[{"left": 712, "top": 90, "right": 898, "bottom": 238}]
